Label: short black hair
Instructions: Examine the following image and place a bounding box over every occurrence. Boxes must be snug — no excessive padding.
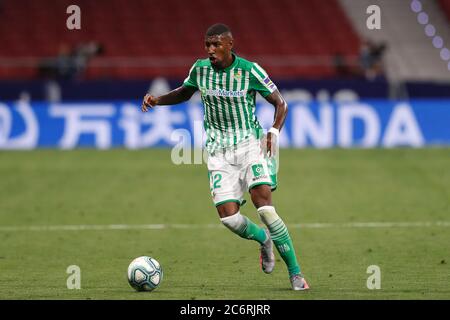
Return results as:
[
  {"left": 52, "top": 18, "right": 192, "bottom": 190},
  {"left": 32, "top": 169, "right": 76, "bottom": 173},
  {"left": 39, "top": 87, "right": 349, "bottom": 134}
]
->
[{"left": 205, "top": 23, "right": 232, "bottom": 37}]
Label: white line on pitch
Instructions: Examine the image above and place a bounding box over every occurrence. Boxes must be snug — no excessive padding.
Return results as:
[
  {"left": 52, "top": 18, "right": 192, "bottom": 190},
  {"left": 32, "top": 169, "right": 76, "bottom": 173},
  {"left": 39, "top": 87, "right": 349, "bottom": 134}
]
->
[{"left": 0, "top": 221, "right": 450, "bottom": 232}]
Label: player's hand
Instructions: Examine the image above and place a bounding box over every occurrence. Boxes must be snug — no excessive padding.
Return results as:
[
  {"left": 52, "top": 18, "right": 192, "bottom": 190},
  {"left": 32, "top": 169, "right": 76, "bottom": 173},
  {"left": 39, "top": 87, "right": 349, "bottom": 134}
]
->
[
  {"left": 141, "top": 93, "right": 157, "bottom": 112},
  {"left": 266, "top": 132, "right": 278, "bottom": 158}
]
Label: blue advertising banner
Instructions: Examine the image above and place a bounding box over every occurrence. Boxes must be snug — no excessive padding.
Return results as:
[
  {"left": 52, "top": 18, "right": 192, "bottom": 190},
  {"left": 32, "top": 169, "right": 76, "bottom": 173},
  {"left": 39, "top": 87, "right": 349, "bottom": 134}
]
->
[
  {"left": 0, "top": 99, "right": 449, "bottom": 149},
  {"left": 0, "top": 78, "right": 391, "bottom": 101}
]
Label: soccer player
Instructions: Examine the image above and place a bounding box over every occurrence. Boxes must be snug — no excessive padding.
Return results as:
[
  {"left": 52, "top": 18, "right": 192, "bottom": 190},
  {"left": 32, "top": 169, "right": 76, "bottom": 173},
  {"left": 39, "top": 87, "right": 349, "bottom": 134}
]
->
[{"left": 141, "top": 23, "right": 309, "bottom": 290}]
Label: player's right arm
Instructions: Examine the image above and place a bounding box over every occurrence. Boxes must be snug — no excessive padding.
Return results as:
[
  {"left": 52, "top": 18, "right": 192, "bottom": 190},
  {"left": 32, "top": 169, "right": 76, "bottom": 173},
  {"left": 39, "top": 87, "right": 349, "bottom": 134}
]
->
[
  {"left": 141, "top": 86, "right": 197, "bottom": 112},
  {"left": 141, "top": 60, "right": 200, "bottom": 112}
]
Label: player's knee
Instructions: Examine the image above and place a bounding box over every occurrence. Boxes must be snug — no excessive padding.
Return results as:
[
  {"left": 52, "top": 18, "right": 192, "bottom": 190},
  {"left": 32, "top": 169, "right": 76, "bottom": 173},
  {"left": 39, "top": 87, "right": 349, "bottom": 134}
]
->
[
  {"left": 216, "top": 201, "right": 240, "bottom": 218},
  {"left": 220, "top": 211, "right": 245, "bottom": 231},
  {"left": 257, "top": 205, "right": 280, "bottom": 225},
  {"left": 250, "top": 184, "right": 272, "bottom": 206}
]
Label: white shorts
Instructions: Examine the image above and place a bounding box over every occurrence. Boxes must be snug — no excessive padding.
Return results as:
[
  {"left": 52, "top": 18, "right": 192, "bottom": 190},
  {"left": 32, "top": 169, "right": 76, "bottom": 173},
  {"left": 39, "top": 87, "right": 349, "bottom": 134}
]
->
[{"left": 207, "top": 135, "right": 277, "bottom": 207}]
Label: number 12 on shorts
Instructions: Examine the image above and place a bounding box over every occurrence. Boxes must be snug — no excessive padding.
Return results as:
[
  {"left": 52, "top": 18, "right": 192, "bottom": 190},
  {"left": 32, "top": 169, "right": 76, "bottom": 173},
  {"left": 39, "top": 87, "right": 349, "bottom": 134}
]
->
[{"left": 209, "top": 172, "right": 222, "bottom": 191}]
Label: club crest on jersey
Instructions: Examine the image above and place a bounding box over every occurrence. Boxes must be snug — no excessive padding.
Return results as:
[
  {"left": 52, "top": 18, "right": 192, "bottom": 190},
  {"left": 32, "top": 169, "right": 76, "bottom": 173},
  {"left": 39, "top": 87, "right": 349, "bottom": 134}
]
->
[{"left": 233, "top": 70, "right": 242, "bottom": 81}]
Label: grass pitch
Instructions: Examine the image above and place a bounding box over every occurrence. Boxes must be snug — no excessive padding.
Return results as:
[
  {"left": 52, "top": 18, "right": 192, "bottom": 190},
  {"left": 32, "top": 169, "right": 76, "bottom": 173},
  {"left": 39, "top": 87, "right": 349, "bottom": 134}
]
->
[{"left": 0, "top": 148, "right": 449, "bottom": 299}]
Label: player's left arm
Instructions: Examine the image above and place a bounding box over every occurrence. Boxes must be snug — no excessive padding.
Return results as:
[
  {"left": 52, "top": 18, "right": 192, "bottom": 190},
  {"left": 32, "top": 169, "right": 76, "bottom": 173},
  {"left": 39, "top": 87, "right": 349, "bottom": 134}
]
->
[
  {"left": 264, "top": 89, "right": 288, "bottom": 157},
  {"left": 250, "top": 63, "right": 287, "bottom": 156}
]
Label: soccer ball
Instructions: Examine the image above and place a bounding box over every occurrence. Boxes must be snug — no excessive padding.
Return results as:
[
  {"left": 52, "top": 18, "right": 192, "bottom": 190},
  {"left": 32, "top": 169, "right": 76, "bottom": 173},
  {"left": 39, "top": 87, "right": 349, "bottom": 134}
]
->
[{"left": 127, "top": 256, "right": 163, "bottom": 292}]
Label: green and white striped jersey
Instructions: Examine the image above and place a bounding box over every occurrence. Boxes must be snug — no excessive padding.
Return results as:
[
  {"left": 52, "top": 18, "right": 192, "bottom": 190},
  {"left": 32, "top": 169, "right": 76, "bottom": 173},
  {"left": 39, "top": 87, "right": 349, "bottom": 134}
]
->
[{"left": 183, "top": 53, "right": 277, "bottom": 153}]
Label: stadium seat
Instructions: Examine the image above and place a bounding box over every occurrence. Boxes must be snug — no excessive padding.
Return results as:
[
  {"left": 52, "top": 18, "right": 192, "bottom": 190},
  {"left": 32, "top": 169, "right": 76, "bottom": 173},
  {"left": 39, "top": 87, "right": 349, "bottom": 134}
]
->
[{"left": 0, "top": 0, "right": 360, "bottom": 79}]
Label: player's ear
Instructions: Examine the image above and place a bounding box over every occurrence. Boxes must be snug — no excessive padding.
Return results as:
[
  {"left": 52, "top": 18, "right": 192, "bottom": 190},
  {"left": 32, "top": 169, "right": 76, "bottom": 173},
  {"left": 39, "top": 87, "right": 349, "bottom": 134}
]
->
[
  {"left": 229, "top": 38, "right": 234, "bottom": 49},
  {"left": 223, "top": 33, "right": 233, "bottom": 49}
]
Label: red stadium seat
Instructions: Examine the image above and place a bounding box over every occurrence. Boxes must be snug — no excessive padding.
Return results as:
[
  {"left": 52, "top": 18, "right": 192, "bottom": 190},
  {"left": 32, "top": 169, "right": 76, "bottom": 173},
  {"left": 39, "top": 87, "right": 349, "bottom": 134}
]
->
[{"left": 0, "top": 0, "right": 360, "bottom": 79}]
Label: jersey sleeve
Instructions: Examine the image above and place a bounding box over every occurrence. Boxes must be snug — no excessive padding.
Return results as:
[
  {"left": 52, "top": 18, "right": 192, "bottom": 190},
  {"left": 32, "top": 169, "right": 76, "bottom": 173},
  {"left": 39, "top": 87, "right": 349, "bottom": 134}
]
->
[
  {"left": 183, "top": 61, "right": 199, "bottom": 89},
  {"left": 249, "top": 63, "right": 277, "bottom": 97}
]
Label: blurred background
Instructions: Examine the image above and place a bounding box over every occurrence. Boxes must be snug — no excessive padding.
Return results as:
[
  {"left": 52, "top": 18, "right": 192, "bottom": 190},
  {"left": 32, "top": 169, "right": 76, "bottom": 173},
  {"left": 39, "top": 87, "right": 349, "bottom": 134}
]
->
[{"left": 0, "top": 0, "right": 449, "bottom": 148}]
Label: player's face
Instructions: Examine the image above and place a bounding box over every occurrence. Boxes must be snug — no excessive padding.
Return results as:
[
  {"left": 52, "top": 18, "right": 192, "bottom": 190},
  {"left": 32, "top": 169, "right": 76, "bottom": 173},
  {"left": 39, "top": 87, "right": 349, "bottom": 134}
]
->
[{"left": 205, "top": 34, "right": 232, "bottom": 68}]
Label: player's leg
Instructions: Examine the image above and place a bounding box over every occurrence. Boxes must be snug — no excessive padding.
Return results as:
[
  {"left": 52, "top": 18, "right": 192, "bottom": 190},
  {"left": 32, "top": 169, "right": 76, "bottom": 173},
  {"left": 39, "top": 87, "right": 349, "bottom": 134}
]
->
[
  {"left": 238, "top": 136, "right": 277, "bottom": 274},
  {"left": 250, "top": 185, "right": 302, "bottom": 275},
  {"left": 243, "top": 132, "right": 308, "bottom": 289},
  {"left": 216, "top": 201, "right": 268, "bottom": 245},
  {"left": 215, "top": 190, "right": 273, "bottom": 274},
  {"left": 208, "top": 151, "right": 268, "bottom": 246},
  {"left": 250, "top": 184, "right": 308, "bottom": 290}
]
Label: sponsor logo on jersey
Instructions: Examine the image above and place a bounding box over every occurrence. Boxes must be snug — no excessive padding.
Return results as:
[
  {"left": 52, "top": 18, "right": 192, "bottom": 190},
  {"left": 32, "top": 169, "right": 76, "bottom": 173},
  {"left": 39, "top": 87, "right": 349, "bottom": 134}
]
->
[
  {"left": 201, "top": 88, "right": 247, "bottom": 97},
  {"left": 252, "top": 164, "right": 266, "bottom": 177}
]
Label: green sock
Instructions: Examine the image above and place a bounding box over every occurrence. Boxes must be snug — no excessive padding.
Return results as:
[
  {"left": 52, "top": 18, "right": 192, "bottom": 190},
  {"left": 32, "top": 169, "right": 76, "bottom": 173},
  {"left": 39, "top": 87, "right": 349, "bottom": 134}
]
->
[
  {"left": 267, "top": 218, "right": 301, "bottom": 276},
  {"left": 221, "top": 213, "right": 268, "bottom": 245},
  {"left": 240, "top": 216, "right": 268, "bottom": 245}
]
